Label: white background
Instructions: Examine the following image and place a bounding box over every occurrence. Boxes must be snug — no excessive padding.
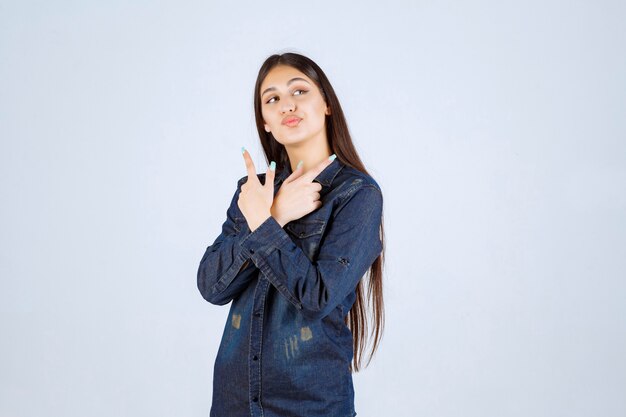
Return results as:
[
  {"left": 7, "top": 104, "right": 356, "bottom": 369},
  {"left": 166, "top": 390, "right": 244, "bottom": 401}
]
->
[{"left": 1, "top": 1, "right": 625, "bottom": 416}]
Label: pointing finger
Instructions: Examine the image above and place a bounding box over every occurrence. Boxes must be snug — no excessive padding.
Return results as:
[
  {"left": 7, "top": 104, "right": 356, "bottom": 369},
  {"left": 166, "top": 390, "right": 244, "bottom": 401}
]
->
[
  {"left": 241, "top": 147, "right": 259, "bottom": 184},
  {"left": 283, "top": 160, "right": 305, "bottom": 184},
  {"left": 298, "top": 154, "right": 336, "bottom": 183}
]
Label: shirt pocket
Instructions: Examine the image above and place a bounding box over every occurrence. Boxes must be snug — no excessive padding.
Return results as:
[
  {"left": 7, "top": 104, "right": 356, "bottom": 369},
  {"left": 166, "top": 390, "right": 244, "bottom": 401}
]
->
[
  {"left": 284, "top": 218, "right": 325, "bottom": 261},
  {"left": 284, "top": 218, "right": 325, "bottom": 238}
]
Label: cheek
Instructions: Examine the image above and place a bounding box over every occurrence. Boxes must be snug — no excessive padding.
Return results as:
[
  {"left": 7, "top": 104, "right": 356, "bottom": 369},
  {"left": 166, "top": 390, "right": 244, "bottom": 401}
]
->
[
  {"left": 303, "top": 100, "right": 327, "bottom": 119},
  {"left": 314, "top": 99, "right": 329, "bottom": 116},
  {"left": 261, "top": 109, "right": 275, "bottom": 124}
]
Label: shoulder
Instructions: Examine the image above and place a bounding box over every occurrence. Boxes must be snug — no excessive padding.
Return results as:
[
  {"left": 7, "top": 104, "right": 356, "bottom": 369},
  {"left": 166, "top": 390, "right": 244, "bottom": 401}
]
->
[
  {"left": 329, "top": 166, "right": 383, "bottom": 221},
  {"left": 235, "top": 164, "right": 382, "bottom": 196},
  {"left": 334, "top": 165, "right": 383, "bottom": 197},
  {"left": 328, "top": 166, "right": 383, "bottom": 224}
]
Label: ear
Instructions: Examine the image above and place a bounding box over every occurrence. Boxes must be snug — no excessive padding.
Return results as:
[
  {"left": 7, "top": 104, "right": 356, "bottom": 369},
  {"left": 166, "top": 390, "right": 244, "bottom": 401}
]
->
[
  {"left": 325, "top": 106, "right": 331, "bottom": 116},
  {"left": 264, "top": 124, "right": 271, "bottom": 132}
]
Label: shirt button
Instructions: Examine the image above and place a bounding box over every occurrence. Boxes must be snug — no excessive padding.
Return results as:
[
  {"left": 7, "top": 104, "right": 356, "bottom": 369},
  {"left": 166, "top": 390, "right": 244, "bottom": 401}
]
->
[
  {"left": 254, "top": 312, "right": 260, "bottom": 317},
  {"left": 253, "top": 355, "right": 258, "bottom": 360},
  {"left": 249, "top": 248, "right": 255, "bottom": 254},
  {"left": 252, "top": 396, "right": 258, "bottom": 402}
]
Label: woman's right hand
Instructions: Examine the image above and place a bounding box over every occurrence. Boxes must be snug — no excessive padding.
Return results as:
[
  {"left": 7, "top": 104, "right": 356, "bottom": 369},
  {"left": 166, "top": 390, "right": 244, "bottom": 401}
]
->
[{"left": 271, "top": 156, "right": 335, "bottom": 227}]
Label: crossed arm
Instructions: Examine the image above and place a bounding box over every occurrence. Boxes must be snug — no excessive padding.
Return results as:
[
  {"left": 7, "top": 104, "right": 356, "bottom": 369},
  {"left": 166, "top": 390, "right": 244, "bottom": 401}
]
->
[{"left": 197, "top": 179, "right": 383, "bottom": 319}]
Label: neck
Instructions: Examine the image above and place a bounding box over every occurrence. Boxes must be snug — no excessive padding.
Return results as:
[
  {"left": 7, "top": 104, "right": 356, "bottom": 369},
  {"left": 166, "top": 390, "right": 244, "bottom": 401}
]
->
[{"left": 284, "top": 132, "right": 332, "bottom": 174}]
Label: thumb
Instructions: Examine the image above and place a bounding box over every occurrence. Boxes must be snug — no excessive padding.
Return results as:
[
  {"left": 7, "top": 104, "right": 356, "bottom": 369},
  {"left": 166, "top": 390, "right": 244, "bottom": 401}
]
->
[{"left": 265, "top": 160, "right": 276, "bottom": 190}]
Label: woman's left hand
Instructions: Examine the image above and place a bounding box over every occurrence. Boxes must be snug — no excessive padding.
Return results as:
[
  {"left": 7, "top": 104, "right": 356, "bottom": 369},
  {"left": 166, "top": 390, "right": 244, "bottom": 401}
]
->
[{"left": 238, "top": 149, "right": 275, "bottom": 232}]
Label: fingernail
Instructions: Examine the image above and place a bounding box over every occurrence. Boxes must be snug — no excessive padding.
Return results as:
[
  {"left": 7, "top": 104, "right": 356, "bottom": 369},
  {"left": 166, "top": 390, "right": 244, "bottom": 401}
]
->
[
  {"left": 328, "top": 154, "right": 336, "bottom": 161},
  {"left": 296, "top": 160, "right": 303, "bottom": 169},
  {"left": 241, "top": 146, "right": 246, "bottom": 154},
  {"left": 269, "top": 161, "right": 276, "bottom": 171}
]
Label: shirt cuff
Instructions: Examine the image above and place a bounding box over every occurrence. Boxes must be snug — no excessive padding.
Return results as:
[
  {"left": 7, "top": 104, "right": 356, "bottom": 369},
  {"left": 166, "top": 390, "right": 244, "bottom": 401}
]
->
[{"left": 239, "top": 215, "right": 291, "bottom": 259}]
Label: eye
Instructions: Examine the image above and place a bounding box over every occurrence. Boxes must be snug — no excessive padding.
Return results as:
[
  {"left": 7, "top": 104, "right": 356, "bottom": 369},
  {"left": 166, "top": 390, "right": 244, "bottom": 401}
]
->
[{"left": 264, "top": 89, "right": 308, "bottom": 104}]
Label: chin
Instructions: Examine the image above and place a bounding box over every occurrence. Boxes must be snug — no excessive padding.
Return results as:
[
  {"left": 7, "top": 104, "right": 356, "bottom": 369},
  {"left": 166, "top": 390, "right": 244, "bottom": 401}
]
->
[{"left": 275, "top": 130, "right": 310, "bottom": 145}]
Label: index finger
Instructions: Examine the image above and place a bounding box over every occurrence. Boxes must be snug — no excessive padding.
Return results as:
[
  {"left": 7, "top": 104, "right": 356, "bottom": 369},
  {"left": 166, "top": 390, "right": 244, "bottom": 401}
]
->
[
  {"left": 298, "top": 154, "right": 336, "bottom": 183},
  {"left": 241, "top": 147, "right": 259, "bottom": 183}
]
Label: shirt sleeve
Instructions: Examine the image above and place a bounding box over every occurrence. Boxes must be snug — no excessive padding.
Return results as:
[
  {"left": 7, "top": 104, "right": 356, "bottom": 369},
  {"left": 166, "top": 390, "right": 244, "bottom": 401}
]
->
[
  {"left": 197, "top": 177, "right": 259, "bottom": 305},
  {"left": 238, "top": 184, "right": 383, "bottom": 320}
]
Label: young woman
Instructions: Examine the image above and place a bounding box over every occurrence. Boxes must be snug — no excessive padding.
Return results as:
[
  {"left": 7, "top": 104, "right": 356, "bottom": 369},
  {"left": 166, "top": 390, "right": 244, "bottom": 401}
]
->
[{"left": 197, "top": 52, "right": 386, "bottom": 417}]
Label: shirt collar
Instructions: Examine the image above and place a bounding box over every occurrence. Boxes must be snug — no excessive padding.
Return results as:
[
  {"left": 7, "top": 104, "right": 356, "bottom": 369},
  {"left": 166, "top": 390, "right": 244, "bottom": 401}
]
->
[{"left": 275, "top": 157, "right": 344, "bottom": 188}]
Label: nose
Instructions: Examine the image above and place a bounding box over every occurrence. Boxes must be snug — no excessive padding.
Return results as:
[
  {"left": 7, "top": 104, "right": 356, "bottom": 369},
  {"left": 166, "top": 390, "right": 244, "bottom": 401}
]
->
[{"left": 281, "top": 98, "right": 295, "bottom": 113}]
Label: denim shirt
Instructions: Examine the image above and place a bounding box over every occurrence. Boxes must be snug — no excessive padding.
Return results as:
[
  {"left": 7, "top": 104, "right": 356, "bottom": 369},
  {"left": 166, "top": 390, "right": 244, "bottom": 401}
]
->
[{"left": 197, "top": 157, "right": 383, "bottom": 417}]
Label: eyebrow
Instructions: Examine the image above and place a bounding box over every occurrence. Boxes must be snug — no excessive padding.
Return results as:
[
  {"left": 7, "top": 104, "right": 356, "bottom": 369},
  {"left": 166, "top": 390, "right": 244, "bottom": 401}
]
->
[{"left": 261, "top": 77, "right": 311, "bottom": 98}]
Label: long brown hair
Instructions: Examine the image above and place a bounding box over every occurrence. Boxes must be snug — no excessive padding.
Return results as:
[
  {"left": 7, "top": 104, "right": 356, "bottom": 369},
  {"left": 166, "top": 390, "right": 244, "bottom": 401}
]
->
[{"left": 252, "top": 52, "right": 386, "bottom": 373}]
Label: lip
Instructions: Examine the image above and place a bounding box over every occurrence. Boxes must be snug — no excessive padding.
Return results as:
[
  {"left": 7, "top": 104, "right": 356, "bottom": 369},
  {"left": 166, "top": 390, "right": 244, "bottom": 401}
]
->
[{"left": 282, "top": 116, "right": 302, "bottom": 126}]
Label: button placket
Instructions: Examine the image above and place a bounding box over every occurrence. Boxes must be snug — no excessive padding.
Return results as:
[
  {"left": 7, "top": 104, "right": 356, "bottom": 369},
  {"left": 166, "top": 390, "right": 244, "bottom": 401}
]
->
[{"left": 249, "top": 277, "right": 269, "bottom": 416}]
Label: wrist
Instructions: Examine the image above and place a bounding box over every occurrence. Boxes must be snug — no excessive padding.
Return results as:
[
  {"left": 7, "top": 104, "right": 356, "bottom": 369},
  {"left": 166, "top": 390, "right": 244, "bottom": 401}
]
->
[
  {"left": 270, "top": 207, "right": 286, "bottom": 228},
  {"left": 249, "top": 211, "right": 272, "bottom": 232}
]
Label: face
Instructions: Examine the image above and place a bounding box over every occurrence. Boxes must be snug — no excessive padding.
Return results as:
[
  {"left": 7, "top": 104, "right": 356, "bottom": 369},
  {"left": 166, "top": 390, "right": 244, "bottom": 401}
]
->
[{"left": 259, "top": 65, "right": 331, "bottom": 146}]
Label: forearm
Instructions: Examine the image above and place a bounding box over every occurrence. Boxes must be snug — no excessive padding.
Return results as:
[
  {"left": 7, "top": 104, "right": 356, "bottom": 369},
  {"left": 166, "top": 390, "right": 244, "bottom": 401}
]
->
[
  {"left": 197, "top": 230, "right": 257, "bottom": 305},
  {"left": 238, "top": 206, "right": 381, "bottom": 320},
  {"left": 197, "top": 177, "right": 261, "bottom": 305}
]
